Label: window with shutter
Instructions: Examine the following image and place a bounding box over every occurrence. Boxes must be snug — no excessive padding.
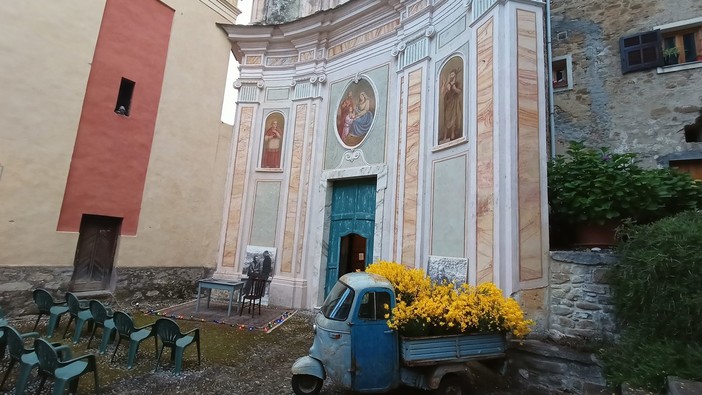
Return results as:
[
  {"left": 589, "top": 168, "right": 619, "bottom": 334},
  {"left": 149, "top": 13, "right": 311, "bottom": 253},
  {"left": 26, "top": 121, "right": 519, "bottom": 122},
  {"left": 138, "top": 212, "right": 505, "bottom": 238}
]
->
[{"left": 620, "top": 30, "right": 662, "bottom": 73}]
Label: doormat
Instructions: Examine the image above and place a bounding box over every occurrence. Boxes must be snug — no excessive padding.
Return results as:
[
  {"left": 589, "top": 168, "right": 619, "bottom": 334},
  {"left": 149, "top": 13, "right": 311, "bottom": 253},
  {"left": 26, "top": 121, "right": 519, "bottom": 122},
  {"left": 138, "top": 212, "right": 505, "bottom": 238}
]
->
[{"left": 144, "top": 299, "right": 297, "bottom": 334}]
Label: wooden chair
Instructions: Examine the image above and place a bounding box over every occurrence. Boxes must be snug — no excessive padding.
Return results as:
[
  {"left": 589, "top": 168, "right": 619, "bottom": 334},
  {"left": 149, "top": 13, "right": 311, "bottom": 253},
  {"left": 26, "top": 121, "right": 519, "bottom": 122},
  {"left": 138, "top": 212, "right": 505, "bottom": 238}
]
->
[{"left": 239, "top": 278, "right": 267, "bottom": 317}]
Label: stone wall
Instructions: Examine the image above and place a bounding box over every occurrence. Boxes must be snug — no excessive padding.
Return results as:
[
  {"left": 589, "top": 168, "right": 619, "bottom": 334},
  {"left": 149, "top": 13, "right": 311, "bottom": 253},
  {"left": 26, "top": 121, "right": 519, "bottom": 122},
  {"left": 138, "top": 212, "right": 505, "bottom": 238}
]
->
[
  {"left": 501, "top": 251, "right": 619, "bottom": 394},
  {"left": 549, "top": 251, "right": 618, "bottom": 342},
  {"left": 506, "top": 339, "right": 609, "bottom": 394},
  {"left": 0, "top": 266, "right": 213, "bottom": 318},
  {"left": 550, "top": 0, "right": 702, "bottom": 165}
]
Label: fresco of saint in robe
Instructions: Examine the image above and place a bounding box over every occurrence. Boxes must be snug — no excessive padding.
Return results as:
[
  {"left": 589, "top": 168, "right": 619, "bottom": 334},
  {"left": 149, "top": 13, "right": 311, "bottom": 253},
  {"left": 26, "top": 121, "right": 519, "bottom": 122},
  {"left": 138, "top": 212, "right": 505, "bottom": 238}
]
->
[{"left": 438, "top": 56, "right": 464, "bottom": 145}]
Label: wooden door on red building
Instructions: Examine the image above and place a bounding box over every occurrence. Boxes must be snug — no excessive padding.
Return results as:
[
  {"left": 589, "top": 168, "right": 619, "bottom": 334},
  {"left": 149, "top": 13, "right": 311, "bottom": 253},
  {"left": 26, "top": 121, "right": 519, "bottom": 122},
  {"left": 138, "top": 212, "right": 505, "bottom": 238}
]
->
[{"left": 71, "top": 215, "right": 121, "bottom": 291}]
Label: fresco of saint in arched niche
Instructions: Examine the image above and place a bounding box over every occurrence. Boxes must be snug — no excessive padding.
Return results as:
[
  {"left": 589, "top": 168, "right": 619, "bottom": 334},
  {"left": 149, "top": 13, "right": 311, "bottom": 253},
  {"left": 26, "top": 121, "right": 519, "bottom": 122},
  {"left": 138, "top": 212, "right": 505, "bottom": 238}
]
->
[
  {"left": 438, "top": 56, "right": 464, "bottom": 145},
  {"left": 336, "top": 78, "right": 376, "bottom": 148},
  {"left": 261, "top": 112, "right": 285, "bottom": 169}
]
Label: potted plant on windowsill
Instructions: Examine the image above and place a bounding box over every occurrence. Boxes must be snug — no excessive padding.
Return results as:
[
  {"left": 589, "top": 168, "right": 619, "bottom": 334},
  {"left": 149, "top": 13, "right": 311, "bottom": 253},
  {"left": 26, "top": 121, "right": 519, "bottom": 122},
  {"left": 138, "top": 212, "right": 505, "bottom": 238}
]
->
[
  {"left": 663, "top": 47, "right": 680, "bottom": 66},
  {"left": 548, "top": 142, "right": 702, "bottom": 248}
]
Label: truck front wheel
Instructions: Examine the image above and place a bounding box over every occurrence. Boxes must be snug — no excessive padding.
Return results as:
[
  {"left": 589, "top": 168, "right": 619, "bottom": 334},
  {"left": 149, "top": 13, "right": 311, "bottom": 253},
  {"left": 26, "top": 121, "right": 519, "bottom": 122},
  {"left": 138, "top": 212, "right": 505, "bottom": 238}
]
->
[
  {"left": 434, "top": 374, "right": 468, "bottom": 395},
  {"left": 291, "top": 374, "right": 323, "bottom": 395}
]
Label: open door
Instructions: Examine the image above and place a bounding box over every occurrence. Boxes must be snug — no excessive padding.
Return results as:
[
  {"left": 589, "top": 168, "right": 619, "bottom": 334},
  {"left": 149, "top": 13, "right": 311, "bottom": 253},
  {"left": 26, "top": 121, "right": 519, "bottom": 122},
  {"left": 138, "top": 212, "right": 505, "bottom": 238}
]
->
[
  {"left": 71, "top": 214, "right": 121, "bottom": 291},
  {"left": 325, "top": 178, "right": 376, "bottom": 297}
]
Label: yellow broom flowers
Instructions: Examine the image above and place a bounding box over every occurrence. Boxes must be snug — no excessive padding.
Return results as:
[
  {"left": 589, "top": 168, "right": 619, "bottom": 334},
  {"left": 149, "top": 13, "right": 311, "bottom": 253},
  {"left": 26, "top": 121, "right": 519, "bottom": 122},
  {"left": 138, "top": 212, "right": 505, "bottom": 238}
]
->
[{"left": 367, "top": 261, "right": 533, "bottom": 338}]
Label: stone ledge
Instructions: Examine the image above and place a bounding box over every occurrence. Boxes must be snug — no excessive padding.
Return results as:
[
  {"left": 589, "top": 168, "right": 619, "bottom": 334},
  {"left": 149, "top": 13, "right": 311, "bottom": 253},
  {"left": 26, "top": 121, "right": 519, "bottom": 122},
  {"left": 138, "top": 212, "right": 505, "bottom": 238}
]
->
[
  {"left": 551, "top": 251, "right": 619, "bottom": 266},
  {"left": 668, "top": 376, "right": 702, "bottom": 395}
]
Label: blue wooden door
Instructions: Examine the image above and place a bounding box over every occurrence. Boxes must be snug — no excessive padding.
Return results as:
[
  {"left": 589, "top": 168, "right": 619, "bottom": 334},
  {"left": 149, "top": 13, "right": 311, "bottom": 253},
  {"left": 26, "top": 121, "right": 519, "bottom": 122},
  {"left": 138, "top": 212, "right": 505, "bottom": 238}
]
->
[
  {"left": 351, "top": 289, "right": 399, "bottom": 391},
  {"left": 325, "top": 179, "right": 376, "bottom": 296}
]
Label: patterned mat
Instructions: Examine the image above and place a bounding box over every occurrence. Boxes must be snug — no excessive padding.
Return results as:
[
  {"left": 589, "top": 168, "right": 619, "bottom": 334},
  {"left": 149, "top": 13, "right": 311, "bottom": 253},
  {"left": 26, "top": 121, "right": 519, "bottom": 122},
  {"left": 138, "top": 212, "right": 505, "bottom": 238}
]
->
[{"left": 145, "top": 299, "right": 297, "bottom": 333}]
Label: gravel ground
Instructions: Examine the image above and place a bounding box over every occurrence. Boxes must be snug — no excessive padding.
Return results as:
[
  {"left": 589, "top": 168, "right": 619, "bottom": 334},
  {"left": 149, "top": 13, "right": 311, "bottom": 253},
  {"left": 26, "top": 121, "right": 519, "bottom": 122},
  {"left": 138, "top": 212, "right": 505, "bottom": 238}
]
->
[{"left": 1, "top": 306, "right": 515, "bottom": 395}]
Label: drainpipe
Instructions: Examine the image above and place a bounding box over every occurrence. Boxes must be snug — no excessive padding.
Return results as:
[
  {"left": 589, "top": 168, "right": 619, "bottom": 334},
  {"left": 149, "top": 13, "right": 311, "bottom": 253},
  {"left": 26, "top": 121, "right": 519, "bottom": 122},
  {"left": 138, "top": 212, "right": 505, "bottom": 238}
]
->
[{"left": 546, "top": 0, "right": 556, "bottom": 158}]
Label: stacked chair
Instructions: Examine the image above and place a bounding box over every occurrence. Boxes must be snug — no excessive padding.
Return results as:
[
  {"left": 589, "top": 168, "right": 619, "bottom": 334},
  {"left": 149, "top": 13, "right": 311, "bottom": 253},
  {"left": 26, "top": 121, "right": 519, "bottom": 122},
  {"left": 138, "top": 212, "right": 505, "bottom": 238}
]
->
[
  {"left": 32, "top": 289, "right": 69, "bottom": 338},
  {"left": 34, "top": 338, "right": 99, "bottom": 395},
  {"left": 0, "top": 325, "right": 72, "bottom": 394},
  {"left": 63, "top": 292, "right": 95, "bottom": 344},
  {"left": 111, "top": 311, "right": 157, "bottom": 369},
  {"left": 0, "top": 287, "right": 205, "bottom": 394},
  {"left": 87, "top": 300, "right": 116, "bottom": 354},
  {"left": 0, "top": 307, "right": 7, "bottom": 360}
]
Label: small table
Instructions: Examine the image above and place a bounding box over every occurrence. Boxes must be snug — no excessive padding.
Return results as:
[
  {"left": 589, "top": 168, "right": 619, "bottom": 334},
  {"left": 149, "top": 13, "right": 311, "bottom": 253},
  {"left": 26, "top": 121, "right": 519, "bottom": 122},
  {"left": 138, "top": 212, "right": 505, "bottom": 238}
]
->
[{"left": 196, "top": 279, "right": 245, "bottom": 316}]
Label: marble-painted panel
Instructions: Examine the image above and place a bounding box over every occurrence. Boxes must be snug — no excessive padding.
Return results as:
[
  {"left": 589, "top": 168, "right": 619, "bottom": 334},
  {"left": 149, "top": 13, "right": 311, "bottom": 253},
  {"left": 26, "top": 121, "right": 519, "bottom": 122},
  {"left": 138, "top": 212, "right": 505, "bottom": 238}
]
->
[
  {"left": 245, "top": 55, "right": 262, "bottom": 65},
  {"left": 281, "top": 104, "right": 308, "bottom": 274},
  {"left": 407, "top": 0, "right": 428, "bottom": 18},
  {"left": 299, "top": 50, "right": 315, "bottom": 62},
  {"left": 475, "top": 18, "right": 494, "bottom": 284},
  {"left": 393, "top": 76, "right": 404, "bottom": 260},
  {"left": 401, "top": 69, "right": 422, "bottom": 267},
  {"left": 296, "top": 104, "right": 316, "bottom": 275},
  {"left": 328, "top": 20, "right": 400, "bottom": 58},
  {"left": 250, "top": 181, "right": 281, "bottom": 247},
  {"left": 431, "top": 155, "right": 466, "bottom": 258},
  {"left": 266, "top": 87, "right": 291, "bottom": 101},
  {"left": 516, "top": 9, "right": 544, "bottom": 282},
  {"left": 324, "top": 65, "right": 389, "bottom": 169},
  {"left": 438, "top": 15, "right": 467, "bottom": 49},
  {"left": 223, "top": 106, "right": 254, "bottom": 267},
  {"left": 266, "top": 56, "right": 298, "bottom": 66}
]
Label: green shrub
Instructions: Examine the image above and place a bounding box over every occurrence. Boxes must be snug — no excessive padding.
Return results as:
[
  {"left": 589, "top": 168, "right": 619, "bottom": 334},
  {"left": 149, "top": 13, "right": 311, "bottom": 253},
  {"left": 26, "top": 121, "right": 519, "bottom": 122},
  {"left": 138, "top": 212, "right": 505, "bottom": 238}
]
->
[
  {"left": 548, "top": 143, "right": 702, "bottom": 226},
  {"left": 603, "top": 211, "right": 702, "bottom": 390},
  {"left": 601, "top": 329, "right": 702, "bottom": 391}
]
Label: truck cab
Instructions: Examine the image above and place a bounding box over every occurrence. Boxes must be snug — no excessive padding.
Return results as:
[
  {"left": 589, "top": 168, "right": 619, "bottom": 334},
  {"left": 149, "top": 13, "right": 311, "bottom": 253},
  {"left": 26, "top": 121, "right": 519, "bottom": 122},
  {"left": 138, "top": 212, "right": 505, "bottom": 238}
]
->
[{"left": 292, "top": 272, "right": 399, "bottom": 394}]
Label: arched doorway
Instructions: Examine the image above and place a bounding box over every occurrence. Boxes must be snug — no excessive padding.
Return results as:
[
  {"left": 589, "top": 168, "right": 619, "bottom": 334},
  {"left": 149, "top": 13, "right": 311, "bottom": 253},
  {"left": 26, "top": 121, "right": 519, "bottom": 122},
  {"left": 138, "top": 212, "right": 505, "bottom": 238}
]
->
[{"left": 325, "top": 178, "right": 376, "bottom": 296}]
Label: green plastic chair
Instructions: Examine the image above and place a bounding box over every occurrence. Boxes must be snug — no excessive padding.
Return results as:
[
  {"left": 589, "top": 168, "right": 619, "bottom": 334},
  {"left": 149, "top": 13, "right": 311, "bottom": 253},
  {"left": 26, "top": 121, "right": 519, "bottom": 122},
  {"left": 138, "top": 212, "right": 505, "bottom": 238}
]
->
[
  {"left": 111, "top": 311, "right": 156, "bottom": 369},
  {"left": 34, "top": 337, "right": 99, "bottom": 395},
  {"left": 32, "top": 289, "right": 70, "bottom": 337},
  {"left": 154, "top": 318, "right": 201, "bottom": 374},
  {"left": 0, "top": 325, "right": 71, "bottom": 395},
  {"left": 63, "top": 292, "right": 94, "bottom": 343},
  {"left": 0, "top": 307, "right": 7, "bottom": 360},
  {"left": 87, "top": 300, "right": 115, "bottom": 354}
]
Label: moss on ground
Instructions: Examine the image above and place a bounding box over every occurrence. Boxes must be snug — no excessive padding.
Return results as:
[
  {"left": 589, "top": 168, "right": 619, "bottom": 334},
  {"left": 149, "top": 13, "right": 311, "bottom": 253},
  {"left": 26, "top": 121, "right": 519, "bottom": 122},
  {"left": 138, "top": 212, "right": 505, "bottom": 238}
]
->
[{"left": 1, "top": 311, "right": 315, "bottom": 394}]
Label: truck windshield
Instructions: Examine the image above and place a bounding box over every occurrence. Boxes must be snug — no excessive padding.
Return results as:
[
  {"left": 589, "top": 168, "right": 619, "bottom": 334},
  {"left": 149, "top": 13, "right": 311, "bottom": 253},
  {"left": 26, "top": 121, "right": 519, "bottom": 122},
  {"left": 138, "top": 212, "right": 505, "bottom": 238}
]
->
[{"left": 320, "top": 281, "right": 355, "bottom": 321}]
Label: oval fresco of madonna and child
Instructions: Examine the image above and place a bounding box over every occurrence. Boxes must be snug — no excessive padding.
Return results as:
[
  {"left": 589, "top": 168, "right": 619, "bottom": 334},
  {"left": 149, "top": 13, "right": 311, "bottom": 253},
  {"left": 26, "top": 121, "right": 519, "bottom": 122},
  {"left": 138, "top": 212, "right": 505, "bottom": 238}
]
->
[{"left": 335, "top": 78, "right": 376, "bottom": 148}]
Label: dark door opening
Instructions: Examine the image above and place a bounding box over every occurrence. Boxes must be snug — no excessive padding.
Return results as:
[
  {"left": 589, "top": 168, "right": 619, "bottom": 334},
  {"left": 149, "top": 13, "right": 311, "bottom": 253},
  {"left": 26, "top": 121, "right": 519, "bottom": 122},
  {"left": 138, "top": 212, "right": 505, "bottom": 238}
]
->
[
  {"left": 339, "top": 233, "right": 368, "bottom": 276},
  {"left": 71, "top": 214, "right": 122, "bottom": 292},
  {"left": 325, "top": 178, "right": 376, "bottom": 297}
]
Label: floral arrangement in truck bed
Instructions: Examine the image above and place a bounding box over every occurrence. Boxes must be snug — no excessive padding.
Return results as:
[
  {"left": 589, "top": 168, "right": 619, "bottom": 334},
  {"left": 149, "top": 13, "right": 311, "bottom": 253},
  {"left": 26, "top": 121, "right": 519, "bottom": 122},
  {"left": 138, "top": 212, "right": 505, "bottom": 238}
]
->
[{"left": 366, "top": 261, "right": 532, "bottom": 338}]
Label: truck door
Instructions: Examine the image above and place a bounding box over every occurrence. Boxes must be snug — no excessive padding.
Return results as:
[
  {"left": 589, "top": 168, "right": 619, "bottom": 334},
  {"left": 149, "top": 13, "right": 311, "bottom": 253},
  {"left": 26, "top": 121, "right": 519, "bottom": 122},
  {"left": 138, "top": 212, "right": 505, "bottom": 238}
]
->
[{"left": 351, "top": 289, "right": 398, "bottom": 392}]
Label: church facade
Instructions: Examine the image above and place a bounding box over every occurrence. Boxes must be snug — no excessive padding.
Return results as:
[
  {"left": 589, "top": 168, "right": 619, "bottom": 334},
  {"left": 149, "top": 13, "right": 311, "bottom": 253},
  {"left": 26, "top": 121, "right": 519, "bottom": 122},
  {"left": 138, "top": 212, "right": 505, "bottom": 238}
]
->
[{"left": 218, "top": 0, "right": 550, "bottom": 311}]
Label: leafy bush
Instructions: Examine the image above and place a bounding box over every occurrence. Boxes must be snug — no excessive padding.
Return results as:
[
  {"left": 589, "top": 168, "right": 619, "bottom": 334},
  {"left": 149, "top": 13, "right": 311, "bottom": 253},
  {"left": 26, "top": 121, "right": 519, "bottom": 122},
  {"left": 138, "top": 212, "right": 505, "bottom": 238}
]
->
[
  {"left": 602, "top": 211, "right": 702, "bottom": 390},
  {"left": 601, "top": 329, "right": 702, "bottom": 390},
  {"left": 548, "top": 142, "right": 702, "bottom": 226}
]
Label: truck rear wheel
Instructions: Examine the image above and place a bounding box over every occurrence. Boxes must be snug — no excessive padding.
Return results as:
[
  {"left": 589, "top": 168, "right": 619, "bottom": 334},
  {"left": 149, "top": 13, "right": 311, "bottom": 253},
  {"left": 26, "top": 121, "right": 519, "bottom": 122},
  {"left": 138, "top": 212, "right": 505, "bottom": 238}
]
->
[
  {"left": 291, "top": 374, "right": 323, "bottom": 395},
  {"left": 434, "top": 374, "right": 468, "bottom": 395}
]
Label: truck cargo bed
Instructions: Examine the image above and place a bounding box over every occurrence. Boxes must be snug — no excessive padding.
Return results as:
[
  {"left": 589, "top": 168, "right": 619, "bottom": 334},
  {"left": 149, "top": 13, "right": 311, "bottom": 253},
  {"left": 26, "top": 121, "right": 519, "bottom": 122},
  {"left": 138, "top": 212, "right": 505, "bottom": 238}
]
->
[{"left": 400, "top": 332, "right": 506, "bottom": 366}]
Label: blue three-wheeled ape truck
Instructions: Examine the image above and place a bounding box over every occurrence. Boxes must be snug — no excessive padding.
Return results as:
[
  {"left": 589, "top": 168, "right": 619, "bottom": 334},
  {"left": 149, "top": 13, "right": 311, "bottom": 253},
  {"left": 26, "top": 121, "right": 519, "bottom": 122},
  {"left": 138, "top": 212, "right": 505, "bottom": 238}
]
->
[{"left": 291, "top": 272, "right": 506, "bottom": 395}]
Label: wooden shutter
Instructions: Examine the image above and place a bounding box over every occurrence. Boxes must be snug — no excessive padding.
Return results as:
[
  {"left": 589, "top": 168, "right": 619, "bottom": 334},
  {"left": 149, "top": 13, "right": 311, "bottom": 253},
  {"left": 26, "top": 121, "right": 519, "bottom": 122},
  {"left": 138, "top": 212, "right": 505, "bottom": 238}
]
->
[{"left": 620, "top": 30, "right": 663, "bottom": 73}]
